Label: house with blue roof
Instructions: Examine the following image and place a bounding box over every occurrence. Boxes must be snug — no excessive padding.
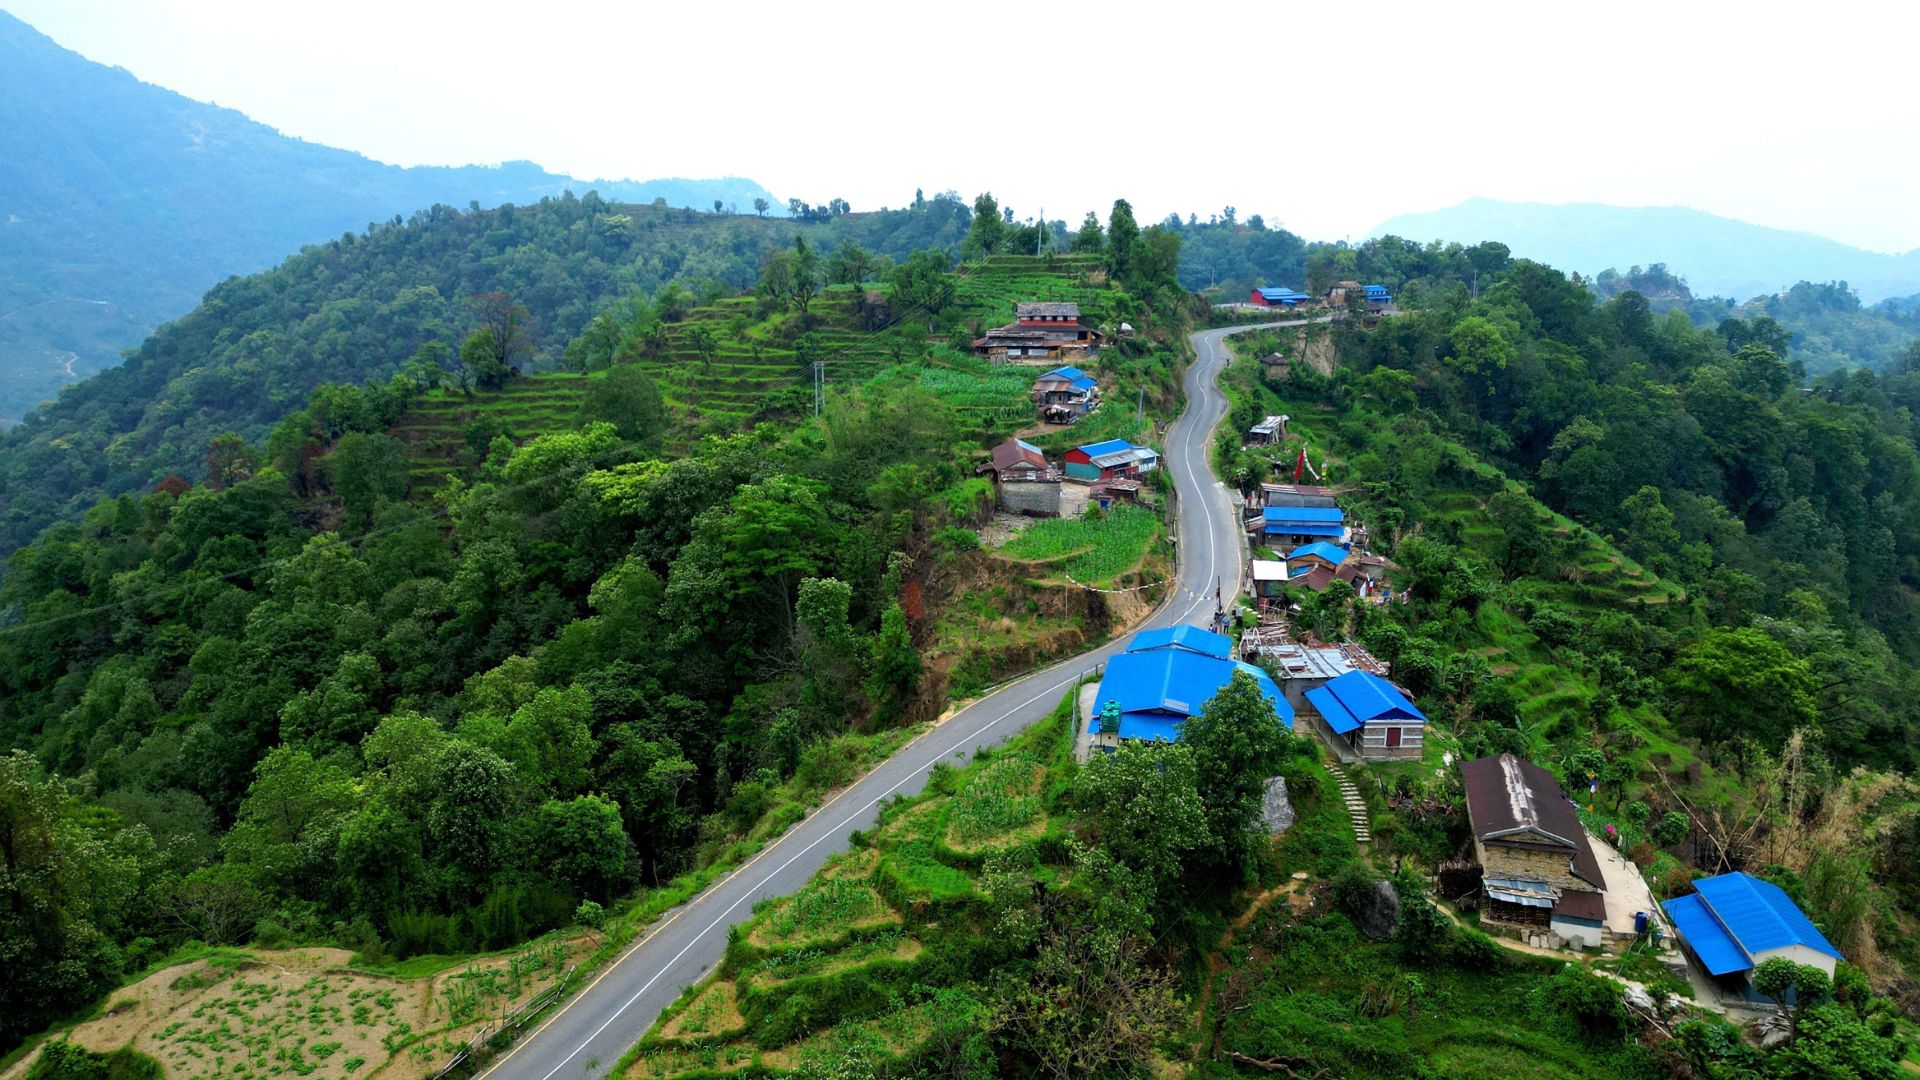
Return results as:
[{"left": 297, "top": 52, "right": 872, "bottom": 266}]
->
[
  {"left": 1288, "top": 541, "right": 1350, "bottom": 574},
  {"left": 1249, "top": 286, "right": 1314, "bottom": 308},
  {"left": 1260, "top": 505, "right": 1346, "bottom": 546},
  {"left": 1664, "top": 872, "right": 1843, "bottom": 997},
  {"left": 1065, "top": 439, "right": 1159, "bottom": 481},
  {"left": 1088, "top": 625, "right": 1290, "bottom": 753},
  {"left": 1031, "top": 367, "right": 1101, "bottom": 423},
  {"left": 1302, "top": 669, "right": 1426, "bottom": 760}
]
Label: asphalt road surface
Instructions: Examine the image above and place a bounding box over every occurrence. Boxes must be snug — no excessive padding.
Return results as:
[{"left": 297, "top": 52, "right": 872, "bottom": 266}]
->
[{"left": 481, "top": 319, "right": 1304, "bottom": 1080}]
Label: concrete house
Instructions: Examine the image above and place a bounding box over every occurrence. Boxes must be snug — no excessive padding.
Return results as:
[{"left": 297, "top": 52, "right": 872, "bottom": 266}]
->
[
  {"left": 1259, "top": 506, "right": 1345, "bottom": 547},
  {"left": 1304, "top": 670, "right": 1426, "bottom": 760},
  {"left": 1663, "top": 872, "right": 1844, "bottom": 998},
  {"left": 1064, "top": 439, "right": 1159, "bottom": 482},
  {"left": 1248, "top": 286, "right": 1313, "bottom": 308},
  {"left": 1247, "top": 415, "right": 1290, "bottom": 445},
  {"left": 1030, "top": 366, "right": 1100, "bottom": 423},
  {"left": 1256, "top": 483, "right": 1339, "bottom": 509},
  {"left": 981, "top": 438, "right": 1062, "bottom": 517}
]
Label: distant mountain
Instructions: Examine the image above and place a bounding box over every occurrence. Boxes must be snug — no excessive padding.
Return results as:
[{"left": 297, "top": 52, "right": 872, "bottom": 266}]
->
[
  {"left": 0, "top": 10, "right": 777, "bottom": 422},
  {"left": 1367, "top": 198, "right": 1920, "bottom": 305}
]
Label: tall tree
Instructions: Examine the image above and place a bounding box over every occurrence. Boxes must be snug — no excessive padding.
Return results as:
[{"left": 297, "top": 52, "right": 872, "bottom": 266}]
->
[
  {"left": 1181, "top": 670, "right": 1292, "bottom": 873},
  {"left": 1106, "top": 199, "right": 1139, "bottom": 282}
]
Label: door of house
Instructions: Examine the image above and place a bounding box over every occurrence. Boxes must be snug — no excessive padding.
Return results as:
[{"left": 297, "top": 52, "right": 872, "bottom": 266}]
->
[{"left": 1385, "top": 726, "right": 1402, "bottom": 749}]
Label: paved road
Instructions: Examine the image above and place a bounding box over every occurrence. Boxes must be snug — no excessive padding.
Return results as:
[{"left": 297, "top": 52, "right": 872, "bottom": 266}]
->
[{"left": 482, "top": 320, "right": 1300, "bottom": 1080}]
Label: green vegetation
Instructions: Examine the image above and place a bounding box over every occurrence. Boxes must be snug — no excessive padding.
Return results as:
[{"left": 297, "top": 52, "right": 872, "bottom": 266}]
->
[
  {"left": 0, "top": 199, "right": 1200, "bottom": 1058},
  {"left": 998, "top": 505, "right": 1162, "bottom": 584}
]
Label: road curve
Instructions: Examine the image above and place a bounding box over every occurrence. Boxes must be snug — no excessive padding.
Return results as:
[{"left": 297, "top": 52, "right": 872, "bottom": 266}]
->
[{"left": 480, "top": 320, "right": 1300, "bottom": 1080}]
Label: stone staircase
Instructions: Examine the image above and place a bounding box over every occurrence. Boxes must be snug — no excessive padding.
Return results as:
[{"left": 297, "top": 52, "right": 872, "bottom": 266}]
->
[{"left": 1327, "top": 762, "right": 1371, "bottom": 844}]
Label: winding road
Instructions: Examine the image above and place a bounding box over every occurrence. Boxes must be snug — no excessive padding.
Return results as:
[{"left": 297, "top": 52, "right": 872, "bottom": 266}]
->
[{"left": 481, "top": 320, "right": 1295, "bottom": 1080}]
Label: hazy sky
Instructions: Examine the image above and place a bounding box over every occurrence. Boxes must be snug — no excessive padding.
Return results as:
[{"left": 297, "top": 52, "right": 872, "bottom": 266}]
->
[{"left": 11, "top": 0, "right": 1920, "bottom": 252}]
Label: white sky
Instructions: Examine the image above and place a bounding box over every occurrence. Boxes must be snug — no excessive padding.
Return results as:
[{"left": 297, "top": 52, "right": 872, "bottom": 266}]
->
[{"left": 11, "top": 0, "right": 1920, "bottom": 252}]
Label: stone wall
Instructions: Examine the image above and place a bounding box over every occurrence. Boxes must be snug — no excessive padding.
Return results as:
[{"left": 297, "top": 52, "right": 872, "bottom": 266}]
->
[
  {"left": 1474, "top": 838, "right": 1587, "bottom": 893},
  {"left": 998, "top": 481, "right": 1062, "bottom": 517}
]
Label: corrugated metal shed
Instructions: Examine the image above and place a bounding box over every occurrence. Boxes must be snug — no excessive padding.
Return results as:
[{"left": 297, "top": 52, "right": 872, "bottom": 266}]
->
[
  {"left": 1094, "top": 640, "right": 1290, "bottom": 744},
  {"left": 1691, "top": 873, "right": 1843, "bottom": 961},
  {"left": 1664, "top": 893, "right": 1750, "bottom": 976}
]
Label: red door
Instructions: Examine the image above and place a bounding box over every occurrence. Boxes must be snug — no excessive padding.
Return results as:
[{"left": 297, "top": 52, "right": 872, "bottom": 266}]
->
[{"left": 1385, "top": 726, "right": 1402, "bottom": 749}]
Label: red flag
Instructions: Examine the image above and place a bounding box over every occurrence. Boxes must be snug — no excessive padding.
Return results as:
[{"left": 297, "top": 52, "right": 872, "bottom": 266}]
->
[{"left": 1294, "top": 448, "right": 1306, "bottom": 484}]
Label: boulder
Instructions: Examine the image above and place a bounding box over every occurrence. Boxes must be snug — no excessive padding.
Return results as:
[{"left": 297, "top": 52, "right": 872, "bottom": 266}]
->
[
  {"left": 1355, "top": 878, "right": 1401, "bottom": 941},
  {"left": 1261, "top": 776, "right": 1296, "bottom": 834}
]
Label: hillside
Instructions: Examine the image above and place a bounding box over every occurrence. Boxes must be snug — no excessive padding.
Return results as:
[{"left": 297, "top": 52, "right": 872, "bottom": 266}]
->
[
  {"left": 0, "top": 193, "right": 971, "bottom": 554},
  {"left": 1369, "top": 198, "right": 1920, "bottom": 304},
  {"left": 0, "top": 10, "right": 777, "bottom": 423}
]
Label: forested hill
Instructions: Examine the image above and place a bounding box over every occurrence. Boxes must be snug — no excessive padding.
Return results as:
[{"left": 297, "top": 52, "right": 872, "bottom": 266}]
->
[
  {"left": 0, "top": 192, "right": 971, "bottom": 554},
  {"left": 0, "top": 10, "right": 777, "bottom": 421},
  {"left": 1369, "top": 198, "right": 1920, "bottom": 304}
]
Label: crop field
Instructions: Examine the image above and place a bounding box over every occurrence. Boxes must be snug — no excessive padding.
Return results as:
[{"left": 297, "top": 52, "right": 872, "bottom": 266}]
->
[
  {"left": 628, "top": 697, "right": 1080, "bottom": 1080},
  {"left": 944, "top": 755, "right": 1044, "bottom": 848},
  {"left": 996, "top": 504, "right": 1160, "bottom": 584},
  {"left": 749, "top": 876, "right": 895, "bottom": 947},
  {"left": 9, "top": 941, "right": 580, "bottom": 1080}
]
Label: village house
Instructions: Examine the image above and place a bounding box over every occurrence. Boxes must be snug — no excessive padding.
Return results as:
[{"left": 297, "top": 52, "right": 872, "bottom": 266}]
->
[
  {"left": 973, "top": 302, "right": 1103, "bottom": 364},
  {"left": 1088, "top": 478, "right": 1141, "bottom": 510},
  {"left": 1064, "top": 439, "right": 1159, "bottom": 482},
  {"left": 979, "top": 438, "right": 1063, "bottom": 517},
  {"left": 1250, "top": 558, "right": 1289, "bottom": 602},
  {"left": 1258, "top": 505, "right": 1345, "bottom": 547},
  {"left": 1462, "top": 753, "right": 1613, "bottom": 947},
  {"left": 1663, "top": 873, "right": 1843, "bottom": 1001},
  {"left": 1251, "top": 483, "right": 1340, "bottom": 509},
  {"left": 1288, "top": 541, "right": 1349, "bottom": 575},
  {"left": 1336, "top": 553, "right": 1397, "bottom": 601},
  {"left": 1326, "top": 280, "right": 1392, "bottom": 311},
  {"left": 1248, "top": 285, "right": 1314, "bottom": 308},
  {"left": 1247, "top": 414, "right": 1289, "bottom": 445},
  {"left": 1302, "top": 669, "right": 1427, "bottom": 761},
  {"left": 1247, "top": 636, "right": 1387, "bottom": 716},
  {"left": 1087, "top": 625, "right": 1290, "bottom": 754},
  {"left": 1029, "top": 366, "right": 1100, "bottom": 424}
]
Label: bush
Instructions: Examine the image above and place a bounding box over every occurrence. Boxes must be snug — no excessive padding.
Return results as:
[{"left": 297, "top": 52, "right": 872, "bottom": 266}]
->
[
  {"left": 28, "top": 1044, "right": 164, "bottom": 1080},
  {"left": 1540, "top": 965, "right": 1630, "bottom": 1043},
  {"left": 1447, "top": 927, "right": 1506, "bottom": 971}
]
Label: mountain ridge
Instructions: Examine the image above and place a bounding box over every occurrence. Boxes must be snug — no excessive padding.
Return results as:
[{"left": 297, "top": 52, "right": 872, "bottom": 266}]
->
[
  {"left": 1368, "top": 197, "right": 1920, "bottom": 303},
  {"left": 0, "top": 9, "right": 778, "bottom": 422}
]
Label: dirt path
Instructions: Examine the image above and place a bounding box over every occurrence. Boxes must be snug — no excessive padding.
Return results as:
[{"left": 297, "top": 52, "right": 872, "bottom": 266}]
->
[{"left": 1195, "top": 876, "right": 1315, "bottom": 1064}]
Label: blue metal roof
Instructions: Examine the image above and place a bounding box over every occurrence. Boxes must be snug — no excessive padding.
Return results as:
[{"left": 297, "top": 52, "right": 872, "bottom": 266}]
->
[
  {"left": 1262, "top": 507, "right": 1345, "bottom": 525},
  {"left": 1664, "top": 893, "right": 1751, "bottom": 976},
  {"left": 1068, "top": 375, "right": 1098, "bottom": 391},
  {"left": 1040, "top": 366, "right": 1085, "bottom": 380},
  {"left": 1305, "top": 684, "right": 1363, "bottom": 735},
  {"left": 1256, "top": 286, "right": 1311, "bottom": 301},
  {"left": 1077, "top": 438, "right": 1135, "bottom": 457},
  {"left": 1306, "top": 671, "right": 1426, "bottom": 737},
  {"left": 1265, "top": 524, "right": 1345, "bottom": 538},
  {"left": 1095, "top": 650, "right": 1290, "bottom": 744},
  {"left": 1289, "top": 542, "right": 1350, "bottom": 566},
  {"left": 1126, "top": 624, "right": 1233, "bottom": 659},
  {"left": 1364, "top": 284, "right": 1390, "bottom": 298},
  {"left": 1693, "top": 873, "right": 1843, "bottom": 962},
  {"left": 1013, "top": 438, "right": 1043, "bottom": 455}
]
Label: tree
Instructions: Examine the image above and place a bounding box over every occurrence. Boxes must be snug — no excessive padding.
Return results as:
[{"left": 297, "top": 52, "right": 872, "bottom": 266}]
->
[
  {"left": 1667, "top": 627, "right": 1818, "bottom": 748},
  {"left": 329, "top": 431, "right": 410, "bottom": 528},
  {"left": 1770, "top": 1002, "right": 1903, "bottom": 1079},
  {"left": 865, "top": 603, "right": 920, "bottom": 724},
  {"left": 1077, "top": 741, "right": 1210, "bottom": 900},
  {"left": 1487, "top": 490, "right": 1549, "bottom": 579},
  {"left": 888, "top": 249, "right": 956, "bottom": 331},
  {"left": 204, "top": 432, "right": 259, "bottom": 490},
  {"left": 684, "top": 323, "right": 719, "bottom": 371},
  {"left": 826, "top": 240, "right": 872, "bottom": 287},
  {"left": 466, "top": 292, "right": 533, "bottom": 387},
  {"left": 1106, "top": 199, "right": 1139, "bottom": 281},
  {"left": 1181, "top": 670, "right": 1292, "bottom": 873},
  {"left": 529, "top": 796, "right": 629, "bottom": 901},
  {"left": 712, "top": 199, "right": 724, "bottom": 215},
  {"left": 460, "top": 329, "right": 512, "bottom": 391},
  {"left": 789, "top": 236, "right": 821, "bottom": 319},
  {"left": 1071, "top": 211, "right": 1105, "bottom": 253},
  {"left": 1754, "top": 957, "right": 1834, "bottom": 1041},
  {"left": 752, "top": 197, "right": 770, "bottom": 217},
  {"left": 564, "top": 310, "right": 625, "bottom": 373},
  {"left": 967, "top": 192, "right": 1004, "bottom": 257},
  {"left": 578, "top": 366, "right": 666, "bottom": 450}
]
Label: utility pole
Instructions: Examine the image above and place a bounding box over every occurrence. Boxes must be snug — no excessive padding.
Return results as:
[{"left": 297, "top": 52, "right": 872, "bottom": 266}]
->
[
  {"left": 1136, "top": 385, "right": 1144, "bottom": 420},
  {"left": 1037, "top": 207, "right": 1044, "bottom": 256},
  {"left": 813, "top": 361, "right": 823, "bottom": 417}
]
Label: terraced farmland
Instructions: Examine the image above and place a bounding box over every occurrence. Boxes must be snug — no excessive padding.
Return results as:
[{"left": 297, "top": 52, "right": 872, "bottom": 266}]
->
[{"left": 391, "top": 374, "right": 589, "bottom": 491}]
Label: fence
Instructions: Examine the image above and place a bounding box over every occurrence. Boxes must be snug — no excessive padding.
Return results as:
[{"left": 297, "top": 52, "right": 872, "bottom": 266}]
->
[{"left": 427, "top": 964, "right": 578, "bottom": 1080}]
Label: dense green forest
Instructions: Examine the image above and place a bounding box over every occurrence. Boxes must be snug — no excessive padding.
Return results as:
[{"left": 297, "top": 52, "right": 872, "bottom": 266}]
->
[
  {"left": 0, "top": 198, "right": 1195, "bottom": 1055},
  {"left": 0, "top": 193, "right": 972, "bottom": 555}
]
